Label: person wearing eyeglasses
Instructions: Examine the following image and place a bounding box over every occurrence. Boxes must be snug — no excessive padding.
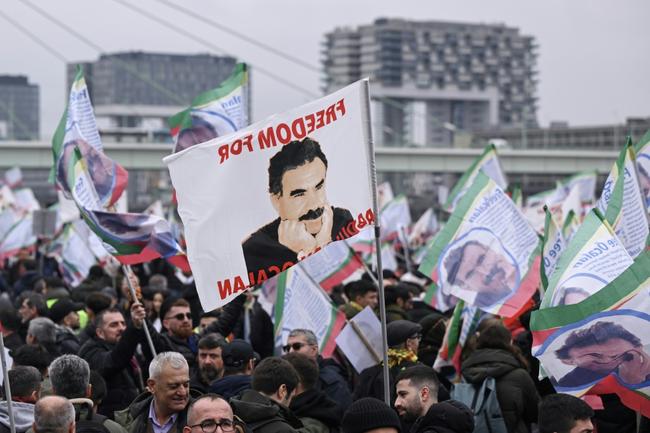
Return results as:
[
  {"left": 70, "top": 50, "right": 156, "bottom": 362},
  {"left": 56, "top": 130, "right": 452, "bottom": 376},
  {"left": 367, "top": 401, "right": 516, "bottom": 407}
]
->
[
  {"left": 160, "top": 298, "right": 199, "bottom": 370},
  {"left": 283, "top": 329, "right": 352, "bottom": 413},
  {"left": 183, "top": 394, "right": 244, "bottom": 433}
]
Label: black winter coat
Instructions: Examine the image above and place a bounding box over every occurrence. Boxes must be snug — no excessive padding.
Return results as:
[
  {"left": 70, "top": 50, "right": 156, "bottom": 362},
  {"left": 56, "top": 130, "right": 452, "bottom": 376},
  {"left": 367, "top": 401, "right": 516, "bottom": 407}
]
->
[
  {"left": 461, "top": 349, "right": 539, "bottom": 433},
  {"left": 290, "top": 389, "right": 342, "bottom": 433},
  {"left": 231, "top": 389, "right": 302, "bottom": 433}
]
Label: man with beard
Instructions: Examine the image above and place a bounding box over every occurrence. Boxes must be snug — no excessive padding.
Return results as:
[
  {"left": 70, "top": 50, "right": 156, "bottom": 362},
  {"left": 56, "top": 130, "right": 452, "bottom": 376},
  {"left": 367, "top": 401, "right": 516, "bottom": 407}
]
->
[
  {"left": 395, "top": 366, "right": 473, "bottom": 433},
  {"left": 80, "top": 304, "right": 167, "bottom": 418},
  {"left": 242, "top": 138, "right": 354, "bottom": 280},
  {"left": 160, "top": 298, "right": 199, "bottom": 369},
  {"left": 190, "top": 334, "right": 226, "bottom": 393},
  {"left": 443, "top": 239, "right": 517, "bottom": 309}
]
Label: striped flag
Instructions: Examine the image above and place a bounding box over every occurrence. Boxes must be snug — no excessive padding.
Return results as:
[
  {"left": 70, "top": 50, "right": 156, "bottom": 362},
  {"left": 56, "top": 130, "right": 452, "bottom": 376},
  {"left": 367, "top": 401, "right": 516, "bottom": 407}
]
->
[
  {"left": 531, "top": 252, "right": 650, "bottom": 415},
  {"left": 169, "top": 63, "right": 249, "bottom": 153}
]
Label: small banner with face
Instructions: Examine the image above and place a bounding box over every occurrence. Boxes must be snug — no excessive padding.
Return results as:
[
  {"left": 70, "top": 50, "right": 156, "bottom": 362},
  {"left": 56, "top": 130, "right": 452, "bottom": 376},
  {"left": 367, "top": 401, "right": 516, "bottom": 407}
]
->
[
  {"left": 597, "top": 140, "right": 649, "bottom": 259},
  {"left": 165, "top": 80, "right": 375, "bottom": 311},
  {"left": 531, "top": 251, "right": 650, "bottom": 416},
  {"left": 418, "top": 171, "right": 541, "bottom": 317},
  {"left": 540, "top": 209, "right": 633, "bottom": 309}
]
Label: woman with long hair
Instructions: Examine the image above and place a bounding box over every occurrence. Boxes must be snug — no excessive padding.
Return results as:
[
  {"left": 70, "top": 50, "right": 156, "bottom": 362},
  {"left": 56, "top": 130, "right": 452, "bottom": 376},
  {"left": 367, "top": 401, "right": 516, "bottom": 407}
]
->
[{"left": 460, "top": 322, "right": 539, "bottom": 433}]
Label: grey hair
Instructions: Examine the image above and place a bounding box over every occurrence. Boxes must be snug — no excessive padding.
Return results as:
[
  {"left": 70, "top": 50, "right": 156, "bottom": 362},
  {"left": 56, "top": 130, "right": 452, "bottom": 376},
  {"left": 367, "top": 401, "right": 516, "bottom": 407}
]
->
[
  {"left": 288, "top": 329, "right": 318, "bottom": 346},
  {"left": 149, "top": 351, "right": 189, "bottom": 379},
  {"left": 28, "top": 317, "right": 57, "bottom": 344},
  {"left": 34, "top": 396, "right": 75, "bottom": 433},
  {"left": 50, "top": 354, "right": 90, "bottom": 399}
]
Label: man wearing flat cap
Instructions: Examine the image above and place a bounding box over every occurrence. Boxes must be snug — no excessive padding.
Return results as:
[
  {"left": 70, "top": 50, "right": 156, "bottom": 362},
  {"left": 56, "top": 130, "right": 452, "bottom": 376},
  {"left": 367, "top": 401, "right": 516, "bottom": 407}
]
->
[
  {"left": 353, "top": 320, "right": 423, "bottom": 403},
  {"left": 49, "top": 298, "right": 83, "bottom": 355}
]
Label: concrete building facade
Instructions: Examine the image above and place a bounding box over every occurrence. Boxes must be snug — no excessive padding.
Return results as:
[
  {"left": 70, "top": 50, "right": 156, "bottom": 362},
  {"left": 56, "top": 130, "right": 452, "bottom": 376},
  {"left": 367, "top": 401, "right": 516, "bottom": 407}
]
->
[
  {"left": 322, "top": 18, "right": 538, "bottom": 147},
  {"left": 0, "top": 75, "right": 39, "bottom": 141}
]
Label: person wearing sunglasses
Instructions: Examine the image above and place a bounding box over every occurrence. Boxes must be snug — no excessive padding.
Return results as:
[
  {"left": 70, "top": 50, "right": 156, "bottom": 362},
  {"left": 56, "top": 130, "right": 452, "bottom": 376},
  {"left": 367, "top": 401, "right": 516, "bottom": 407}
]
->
[
  {"left": 283, "top": 329, "right": 352, "bottom": 412},
  {"left": 161, "top": 298, "right": 199, "bottom": 370},
  {"left": 184, "top": 394, "right": 243, "bottom": 433}
]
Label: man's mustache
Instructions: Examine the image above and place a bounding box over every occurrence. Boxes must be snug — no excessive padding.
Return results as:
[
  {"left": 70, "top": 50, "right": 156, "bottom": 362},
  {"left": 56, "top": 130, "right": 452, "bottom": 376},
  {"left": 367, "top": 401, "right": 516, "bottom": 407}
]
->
[{"left": 299, "top": 207, "right": 324, "bottom": 221}]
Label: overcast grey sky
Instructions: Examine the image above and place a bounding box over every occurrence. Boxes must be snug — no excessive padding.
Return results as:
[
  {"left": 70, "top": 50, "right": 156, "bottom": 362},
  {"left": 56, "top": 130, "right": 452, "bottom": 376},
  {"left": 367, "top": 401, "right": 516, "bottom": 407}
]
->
[{"left": 1, "top": 0, "right": 648, "bottom": 140}]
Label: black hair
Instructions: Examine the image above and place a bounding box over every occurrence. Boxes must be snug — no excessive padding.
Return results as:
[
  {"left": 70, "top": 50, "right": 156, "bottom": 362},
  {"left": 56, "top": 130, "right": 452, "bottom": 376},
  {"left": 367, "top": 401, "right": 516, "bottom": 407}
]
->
[
  {"left": 268, "top": 137, "right": 328, "bottom": 196},
  {"left": 345, "top": 279, "right": 377, "bottom": 302},
  {"left": 252, "top": 357, "right": 299, "bottom": 397},
  {"left": 444, "top": 240, "right": 482, "bottom": 285},
  {"left": 11, "top": 344, "right": 52, "bottom": 376},
  {"left": 555, "top": 321, "right": 641, "bottom": 360},
  {"left": 0, "top": 306, "right": 21, "bottom": 331},
  {"left": 23, "top": 292, "right": 49, "bottom": 317},
  {"left": 198, "top": 333, "right": 227, "bottom": 351},
  {"left": 85, "top": 293, "right": 112, "bottom": 315},
  {"left": 395, "top": 365, "right": 440, "bottom": 396},
  {"left": 476, "top": 322, "right": 529, "bottom": 370},
  {"left": 8, "top": 366, "right": 41, "bottom": 398},
  {"left": 283, "top": 352, "right": 319, "bottom": 391},
  {"left": 384, "top": 284, "right": 412, "bottom": 305},
  {"left": 538, "top": 393, "right": 594, "bottom": 433},
  {"left": 94, "top": 307, "right": 123, "bottom": 328}
]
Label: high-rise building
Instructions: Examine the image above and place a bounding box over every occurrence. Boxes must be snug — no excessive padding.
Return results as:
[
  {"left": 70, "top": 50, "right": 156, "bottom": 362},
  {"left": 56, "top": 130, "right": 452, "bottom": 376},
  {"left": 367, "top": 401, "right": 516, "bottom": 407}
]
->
[
  {"left": 322, "top": 18, "right": 538, "bottom": 147},
  {"left": 67, "top": 51, "right": 245, "bottom": 142},
  {"left": 0, "top": 75, "right": 39, "bottom": 140}
]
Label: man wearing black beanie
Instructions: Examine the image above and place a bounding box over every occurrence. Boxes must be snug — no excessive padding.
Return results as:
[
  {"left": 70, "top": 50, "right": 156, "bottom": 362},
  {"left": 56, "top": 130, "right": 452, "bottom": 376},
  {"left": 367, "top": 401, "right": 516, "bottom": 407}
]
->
[{"left": 341, "top": 397, "right": 401, "bottom": 433}]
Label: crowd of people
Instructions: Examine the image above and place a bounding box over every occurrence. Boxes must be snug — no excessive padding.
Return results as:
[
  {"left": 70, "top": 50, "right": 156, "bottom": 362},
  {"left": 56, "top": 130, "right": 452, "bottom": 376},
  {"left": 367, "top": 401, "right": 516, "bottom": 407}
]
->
[{"left": 0, "top": 251, "right": 640, "bottom": 433}]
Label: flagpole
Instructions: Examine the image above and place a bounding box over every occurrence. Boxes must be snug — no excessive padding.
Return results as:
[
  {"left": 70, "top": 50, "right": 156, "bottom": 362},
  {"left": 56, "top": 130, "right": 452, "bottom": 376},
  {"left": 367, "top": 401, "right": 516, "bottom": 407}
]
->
[
  {"left": 361, "top": 79, "right": 391, "bottom": 405},
  {"left": 343, "top": 240, "right": 379, "bottom": 287},
  {"left": 0, "top": 334, "right": 16, "bottom": 433},
  {"left": 122, "top": 265, "right": 157, "bottom": 357}
]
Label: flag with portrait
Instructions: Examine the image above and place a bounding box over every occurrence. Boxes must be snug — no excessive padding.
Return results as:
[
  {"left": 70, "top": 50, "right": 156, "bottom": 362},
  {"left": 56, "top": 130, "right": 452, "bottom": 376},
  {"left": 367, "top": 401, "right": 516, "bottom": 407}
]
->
[
  {"left": 531, "top": 251, "right": 650, "bottom": 416},
  {"left": 165, "top": 80, "right": 375, "bottom": 310},
  {"left": 418, "top": 171, "right": 540, "bottom": 317}
]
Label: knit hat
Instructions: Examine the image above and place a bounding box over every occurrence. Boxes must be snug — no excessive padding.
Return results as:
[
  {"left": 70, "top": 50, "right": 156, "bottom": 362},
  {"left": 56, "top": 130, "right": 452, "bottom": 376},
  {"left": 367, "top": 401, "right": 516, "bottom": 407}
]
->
[
  {"left": 387, "top": 320, "right": 422, "bottom": 347},
  {"left": 341, "top": 398, "right": 401, "bottom": 433}
]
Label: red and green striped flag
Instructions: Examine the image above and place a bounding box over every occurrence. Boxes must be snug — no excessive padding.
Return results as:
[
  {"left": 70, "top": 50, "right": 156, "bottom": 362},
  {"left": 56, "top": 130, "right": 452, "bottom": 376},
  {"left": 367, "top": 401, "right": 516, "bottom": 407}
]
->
[
  {"left": 541, "top": 209, "right": 633, "bottom": 309},
  {"left": 169, "top": 63, "right": 249, "bottom": 153},
  {"left": 419, "top": 171, "right": 540, "bottom": 317},
  {"left": 531, "top": 251, "right": 650, "bottom": 415},
  {"left": 272, "top": 264, "right": 346, "bottom": 357}
]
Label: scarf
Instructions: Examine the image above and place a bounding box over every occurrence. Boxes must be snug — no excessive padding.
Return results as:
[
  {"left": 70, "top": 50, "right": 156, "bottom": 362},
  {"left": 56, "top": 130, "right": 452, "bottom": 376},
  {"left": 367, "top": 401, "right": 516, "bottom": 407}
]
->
[{"left": 387, "top": 348, "right": 418, "bottom": 368}]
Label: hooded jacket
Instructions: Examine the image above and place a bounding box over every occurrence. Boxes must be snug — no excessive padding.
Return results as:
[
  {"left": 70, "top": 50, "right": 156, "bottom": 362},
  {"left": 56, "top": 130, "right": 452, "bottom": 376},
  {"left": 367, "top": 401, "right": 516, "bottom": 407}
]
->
[
  {"left": 317, "top": 357, "right": 351, "bottom": 412},
  {"left": 290, "top": 389, "right": 341, "bottom": 433},
  {"left": 0, "top": 401, "right": 34, "bottom": 433},
  {"left": 461, "top": 349, "right": 539, "bottom": 433},
  {"left": 410, "top": 400, "right": 474, "bottom": 433},
  {"left": 230, "top": 389, "right": 302, "bottom": 433}
]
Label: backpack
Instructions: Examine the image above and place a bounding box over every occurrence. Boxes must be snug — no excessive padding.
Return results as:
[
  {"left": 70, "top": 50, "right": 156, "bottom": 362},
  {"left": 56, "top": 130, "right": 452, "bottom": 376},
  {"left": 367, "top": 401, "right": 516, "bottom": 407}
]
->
[
  {"left": 451, "top": 377, "right": 508, "bottom": 433},
  {"left": 75, "top": 410, "right": 111, "bottom": 433}
]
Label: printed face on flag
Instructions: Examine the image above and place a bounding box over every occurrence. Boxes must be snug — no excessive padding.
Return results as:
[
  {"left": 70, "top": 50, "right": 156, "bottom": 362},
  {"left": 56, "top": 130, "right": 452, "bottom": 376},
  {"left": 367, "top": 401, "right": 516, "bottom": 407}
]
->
[
  {"left": 439, "top": 227, "right": 520, "bottom": 309},
  {"left": 175, "top": 114, "right": 220, "bottom": 152},
  {"left": 550, "top": 275, "right": 606, "bottom": 307},
  {"left": 165, "top": 80, "right": 375, "bottom": 311},
  {"left": 419, "top": 172, "right": 539, "bottom": 317},
  {"left": 536, "top": 312, "right": 650, "bottom": 391}
]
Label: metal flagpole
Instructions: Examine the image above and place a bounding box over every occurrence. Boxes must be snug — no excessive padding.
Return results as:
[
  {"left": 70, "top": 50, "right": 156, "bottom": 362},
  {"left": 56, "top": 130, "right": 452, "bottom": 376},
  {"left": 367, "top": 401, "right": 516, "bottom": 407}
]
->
[
  {"left": 361, "top": 79, "right": 391, "bottom": 405},
  {"left": 0, "top": 334, "right": 16, "bottom": 433},
  {"left": 122, "top": 265, "right": 157, "bottom": 357}
]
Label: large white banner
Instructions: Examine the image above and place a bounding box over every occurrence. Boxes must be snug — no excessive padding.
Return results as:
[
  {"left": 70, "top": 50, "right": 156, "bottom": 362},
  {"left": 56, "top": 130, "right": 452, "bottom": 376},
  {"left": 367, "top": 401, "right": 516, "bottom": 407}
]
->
[{"left": 165, "top": 80, "right": 374, "bottom": 310}]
